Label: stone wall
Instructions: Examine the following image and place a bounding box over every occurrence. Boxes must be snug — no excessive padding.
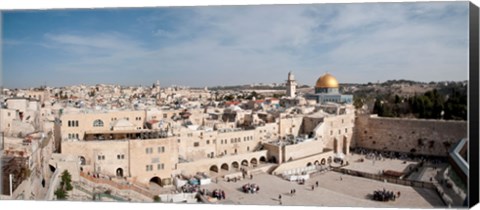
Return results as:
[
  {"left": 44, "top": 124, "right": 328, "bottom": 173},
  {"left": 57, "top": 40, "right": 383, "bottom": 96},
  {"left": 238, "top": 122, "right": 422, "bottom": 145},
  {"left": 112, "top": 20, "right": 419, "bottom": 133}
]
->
[
  {"left": 354, "top": 115, "right": 467, "bottom": 156},
  {"left": 283, "top": 140, "right": 325, "bottom": 161},
  {"left": 176, "top": 150, "right": 268, "bottom": 175},
  {"left": 272, "top": 150, "right": 334, "bottom": 175}
]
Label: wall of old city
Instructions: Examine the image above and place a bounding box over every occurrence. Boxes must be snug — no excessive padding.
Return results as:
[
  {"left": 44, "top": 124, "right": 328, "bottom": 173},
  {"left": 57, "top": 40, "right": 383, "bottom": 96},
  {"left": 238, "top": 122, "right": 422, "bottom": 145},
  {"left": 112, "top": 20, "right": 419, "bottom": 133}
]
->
[{"left": 353, "top": 115, "right": 468, "bottom": 156}]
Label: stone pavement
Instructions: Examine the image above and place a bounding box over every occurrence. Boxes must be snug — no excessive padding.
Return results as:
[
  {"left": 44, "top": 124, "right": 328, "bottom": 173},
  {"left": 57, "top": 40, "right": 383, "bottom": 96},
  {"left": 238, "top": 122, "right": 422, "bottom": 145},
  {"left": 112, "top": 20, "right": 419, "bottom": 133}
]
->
[
  {"left": 200, "top": 171, "right": 444, "bottom": 208},
  {"left": 343, "top": 153, "right": 417, "bottom": 174}
]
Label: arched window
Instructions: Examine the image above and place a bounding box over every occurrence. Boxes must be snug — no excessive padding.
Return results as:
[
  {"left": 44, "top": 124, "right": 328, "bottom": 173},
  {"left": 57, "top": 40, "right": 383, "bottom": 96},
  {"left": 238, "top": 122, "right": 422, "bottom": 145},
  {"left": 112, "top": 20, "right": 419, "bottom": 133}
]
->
[{"left": 93, "top": 119, "right": 104, "bottom": 127}]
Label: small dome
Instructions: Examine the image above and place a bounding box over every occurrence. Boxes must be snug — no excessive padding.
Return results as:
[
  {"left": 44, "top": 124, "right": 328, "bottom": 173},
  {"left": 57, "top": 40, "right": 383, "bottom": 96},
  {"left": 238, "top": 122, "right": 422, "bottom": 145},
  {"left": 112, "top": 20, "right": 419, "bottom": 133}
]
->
[{"left": 315, "top": 73, "right": 339, "bottom": 88}]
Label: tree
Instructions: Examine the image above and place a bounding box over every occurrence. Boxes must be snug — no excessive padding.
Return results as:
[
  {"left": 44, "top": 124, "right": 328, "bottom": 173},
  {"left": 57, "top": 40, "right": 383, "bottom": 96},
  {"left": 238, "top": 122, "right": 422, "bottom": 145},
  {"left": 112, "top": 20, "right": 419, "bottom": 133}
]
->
[
  {"left": 54, "top": 188, "right": 68, "bottom": 200},
  {"left": 372, "top": 98, "right": 383, "bottom": 115},
  {"left": 223, "top": 94, "right": 235, "bottom": 101},
  {"left": 394, "top": 95, "right": 401, "bottom": 104},
  {"left": 353, "top": 97, "right": 364, "bottom": 109}
]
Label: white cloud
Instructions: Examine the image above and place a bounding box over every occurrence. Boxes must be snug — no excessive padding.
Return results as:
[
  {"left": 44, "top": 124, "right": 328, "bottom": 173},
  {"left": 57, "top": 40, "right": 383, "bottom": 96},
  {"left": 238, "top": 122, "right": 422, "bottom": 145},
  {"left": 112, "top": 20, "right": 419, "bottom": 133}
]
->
[{"left": 38, "top": 2, "right": 468, "bottom": 87}]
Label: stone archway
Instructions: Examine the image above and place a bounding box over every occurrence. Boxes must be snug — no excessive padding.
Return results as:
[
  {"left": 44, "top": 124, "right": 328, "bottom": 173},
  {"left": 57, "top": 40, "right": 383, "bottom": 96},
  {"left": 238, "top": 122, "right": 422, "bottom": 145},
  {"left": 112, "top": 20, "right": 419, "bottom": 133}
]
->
[
  {"left": 210, "top": 165, "right": 219, "bottom": 173},
  {"left": 250, "top": 158, "right": 258, "bottom": 165},
  {"left": 241, "top": 159, "right": 249, "bottom": 166},
  {"left": 306, "top": 162, "right": 312, "bottom": 167},
  {"left": 79, "top": 156, "right": 86, "bottom": 165},
  {"left": 150, "top": 176, "right": 162, "bottom": 187},
  {"left": 221, "top": 163, "right": 229, "bottom": 171},
  {"left": 321, "top": 158, "right": 326, "bottom": 165},
  {"left": 232, "top": 161, "right": 239, "bottom": 169},
  {"left": 116, "top": 168, "right": 124, "bottom": 177},
  {"left": 314, "top": 160, "right": 320, "bottom": 165},
  {"left": 270, "top": 156, "right": 277, "bottom": 164},
  {"left": 259, "top": 156, "right": 266, "bottom": 162}
]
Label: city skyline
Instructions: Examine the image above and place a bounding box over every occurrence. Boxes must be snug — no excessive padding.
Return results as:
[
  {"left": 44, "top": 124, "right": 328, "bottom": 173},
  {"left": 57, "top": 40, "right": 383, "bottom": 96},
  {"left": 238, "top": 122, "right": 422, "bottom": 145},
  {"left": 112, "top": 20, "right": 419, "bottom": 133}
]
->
[{"left": 2, "top": 2, "right": 470, "bottom": 89}]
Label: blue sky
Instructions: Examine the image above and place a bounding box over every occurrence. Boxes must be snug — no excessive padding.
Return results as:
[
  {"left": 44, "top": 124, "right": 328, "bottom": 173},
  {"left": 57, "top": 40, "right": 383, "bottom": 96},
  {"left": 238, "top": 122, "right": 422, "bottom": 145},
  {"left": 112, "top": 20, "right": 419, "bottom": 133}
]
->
[{"left": 1, "top": 2, "right": 469, "bottom": 88}]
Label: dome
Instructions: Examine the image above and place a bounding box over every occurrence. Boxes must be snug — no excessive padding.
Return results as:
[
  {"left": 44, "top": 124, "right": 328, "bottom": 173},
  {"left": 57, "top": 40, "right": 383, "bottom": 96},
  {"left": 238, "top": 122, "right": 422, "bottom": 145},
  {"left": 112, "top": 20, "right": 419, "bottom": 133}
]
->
[{"left": 315, "top": 73, "right": 339, "bottom": 88}]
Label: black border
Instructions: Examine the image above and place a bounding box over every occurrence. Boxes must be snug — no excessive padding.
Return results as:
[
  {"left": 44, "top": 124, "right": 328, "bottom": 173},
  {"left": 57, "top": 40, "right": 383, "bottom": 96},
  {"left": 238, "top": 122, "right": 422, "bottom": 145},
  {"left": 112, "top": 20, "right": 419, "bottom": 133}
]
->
[{"left": 469, "top": 1, "right": 479, "bottom": 208}]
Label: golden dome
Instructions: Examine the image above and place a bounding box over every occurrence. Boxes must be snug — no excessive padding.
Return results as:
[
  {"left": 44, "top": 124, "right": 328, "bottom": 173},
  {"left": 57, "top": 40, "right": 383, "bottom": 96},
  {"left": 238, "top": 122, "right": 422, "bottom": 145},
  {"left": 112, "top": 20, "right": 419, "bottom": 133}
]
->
[{"left": 315, "top": 73, "right": 339, "bottom": 88}]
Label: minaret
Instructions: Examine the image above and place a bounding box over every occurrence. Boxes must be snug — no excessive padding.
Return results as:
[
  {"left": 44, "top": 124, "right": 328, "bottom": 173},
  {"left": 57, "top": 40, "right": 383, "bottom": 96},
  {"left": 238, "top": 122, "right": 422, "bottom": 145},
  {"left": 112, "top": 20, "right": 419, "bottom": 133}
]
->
[
  {"left": 156, "top": 80, "right": 161, "bottom": 99},
  {"left": 286, "top": 71, "right": 297, "bottom": 98}
]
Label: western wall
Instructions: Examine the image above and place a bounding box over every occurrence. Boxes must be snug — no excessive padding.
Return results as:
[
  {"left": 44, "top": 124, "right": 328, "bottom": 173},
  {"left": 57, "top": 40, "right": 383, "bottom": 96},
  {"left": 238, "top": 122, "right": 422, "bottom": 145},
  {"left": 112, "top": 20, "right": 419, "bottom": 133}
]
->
[{"left": 353, "top": 114, "right": 467, "bottom": 156}]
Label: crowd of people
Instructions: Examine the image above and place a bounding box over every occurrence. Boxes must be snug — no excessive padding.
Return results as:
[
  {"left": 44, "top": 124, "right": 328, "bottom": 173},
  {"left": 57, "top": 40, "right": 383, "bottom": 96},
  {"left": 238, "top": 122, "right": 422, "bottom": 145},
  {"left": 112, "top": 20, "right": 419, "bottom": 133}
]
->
[
  {"left": 180, "top": 183, "right": 200, "bottom": 193},
  {"left": 372, "top": 189, "right": 400, "bottom": 202},
  {"left": 211, "top": 189, "right": 226, "bottom": 200},
  {"left": 352, "top": 147, "right": 447, "bottom": 164},
  {"left": 242, "top": 183, "right": 260, "bottom": 193}
]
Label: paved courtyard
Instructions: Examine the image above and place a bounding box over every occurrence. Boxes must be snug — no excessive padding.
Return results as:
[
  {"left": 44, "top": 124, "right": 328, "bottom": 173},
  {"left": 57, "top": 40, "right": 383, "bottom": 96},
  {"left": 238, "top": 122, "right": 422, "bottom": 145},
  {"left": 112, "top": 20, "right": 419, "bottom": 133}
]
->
[
  {"left": 202, "top": 171, "right": 444, "bottom": 208},
  {"left": 343, "top": 153, "right": 418, "bottom": 174}
]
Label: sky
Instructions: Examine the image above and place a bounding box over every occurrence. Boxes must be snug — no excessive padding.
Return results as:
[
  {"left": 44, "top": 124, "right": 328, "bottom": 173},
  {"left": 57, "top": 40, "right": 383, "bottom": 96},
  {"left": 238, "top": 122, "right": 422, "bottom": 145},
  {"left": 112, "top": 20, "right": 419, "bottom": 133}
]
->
[{"left": 1, "top": 2, "right": 470, "bottom": 89}]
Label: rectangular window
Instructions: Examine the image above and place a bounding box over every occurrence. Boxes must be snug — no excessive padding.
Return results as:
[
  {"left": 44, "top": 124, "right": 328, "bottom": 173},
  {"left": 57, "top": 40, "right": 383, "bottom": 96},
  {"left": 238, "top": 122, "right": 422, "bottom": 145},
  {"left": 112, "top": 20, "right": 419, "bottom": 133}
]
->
[
  {"left": 206, "top": 140, "right": 210, "bottom": 144},
  {"left": 194, "top": 142, "right": 199, "bottom": 147},
  {"left": 68, "top": 121, "right": 71, "bottom": 127},
  {"left": 345, "top": 128, "right": 348, "bottom": 133},
  {"left": 157, "top": 163, "right": 164, "bottom": 170},
  {"left": 158, "top": 146, "right": 165, "bottom": 153},
  {"left": 163, "top": 114, "right": 167, "bottom": 118}
]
